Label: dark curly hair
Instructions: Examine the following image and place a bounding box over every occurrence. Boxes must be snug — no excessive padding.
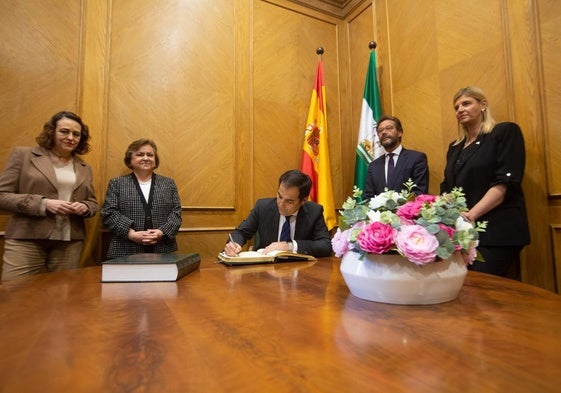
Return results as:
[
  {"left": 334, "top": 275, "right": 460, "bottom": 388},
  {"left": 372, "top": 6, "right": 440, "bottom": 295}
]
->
[{"left": 35, "top": 111, "right": 91, "bottom": 155}]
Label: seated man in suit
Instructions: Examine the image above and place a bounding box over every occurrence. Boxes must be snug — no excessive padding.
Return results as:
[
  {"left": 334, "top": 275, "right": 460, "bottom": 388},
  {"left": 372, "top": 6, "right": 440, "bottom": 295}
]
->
[
  {"left": 224, "top": 170, "right": 332, "bottom": 257},
  {"left": 363, "top": 115, "right": 429, "bottom": 199}
]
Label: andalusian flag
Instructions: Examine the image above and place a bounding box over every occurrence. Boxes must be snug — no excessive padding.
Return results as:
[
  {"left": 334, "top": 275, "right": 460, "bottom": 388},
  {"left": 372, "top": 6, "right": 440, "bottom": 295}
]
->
[
  {"left": 353, "top": 50, "right": 384, "bottom": 192},
  {"left": 301, "top": 59, "right": 337, "bottom": 230}
]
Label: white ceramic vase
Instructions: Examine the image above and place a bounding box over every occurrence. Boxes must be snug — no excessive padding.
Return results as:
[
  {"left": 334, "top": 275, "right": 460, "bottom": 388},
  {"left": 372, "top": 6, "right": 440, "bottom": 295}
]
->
[{"left": 339, "top": 251, "right": 467, "bottom": 305}]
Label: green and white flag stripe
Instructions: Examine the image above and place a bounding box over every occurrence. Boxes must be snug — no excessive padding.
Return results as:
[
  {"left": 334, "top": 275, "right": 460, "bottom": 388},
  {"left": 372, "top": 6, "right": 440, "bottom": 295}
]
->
[{"left": 353, "top": 50, "right": 384, "bottom": 192}]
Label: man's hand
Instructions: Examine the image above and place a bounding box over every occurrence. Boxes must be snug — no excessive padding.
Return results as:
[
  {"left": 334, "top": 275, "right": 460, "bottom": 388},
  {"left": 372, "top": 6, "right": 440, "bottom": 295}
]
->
[
  {"left": 224, "top": 241, "right": 242, "bottom": 257},
  {"left": 262, "top": 241, "right": 290, "bottom": 255}
]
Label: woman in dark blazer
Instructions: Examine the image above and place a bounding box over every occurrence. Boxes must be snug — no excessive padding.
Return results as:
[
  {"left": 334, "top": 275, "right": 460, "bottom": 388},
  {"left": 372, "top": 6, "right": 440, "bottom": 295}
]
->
[
  {"left": 101, "top": 139, "right": 182, "bottom": 259},
  {"left": 0, "top": 111, "right": 98, "bottom": 280},
  {"left": 440, "top": 86, "right": 530, "bottom": 278}
]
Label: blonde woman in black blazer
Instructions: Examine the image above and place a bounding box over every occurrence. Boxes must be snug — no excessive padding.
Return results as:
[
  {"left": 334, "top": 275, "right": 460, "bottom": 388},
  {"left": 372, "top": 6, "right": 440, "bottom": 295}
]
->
[
  {"left": 101, "top": 139, "right": 182, "bottom": 259},
  {"left": 440, "top": 87, "right": 530, "bottom": 278}
]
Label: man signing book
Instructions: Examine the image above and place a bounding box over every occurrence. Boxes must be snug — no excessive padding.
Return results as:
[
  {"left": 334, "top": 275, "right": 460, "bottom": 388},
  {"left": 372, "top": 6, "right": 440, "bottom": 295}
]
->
[{"left": 224, "top": 170, "right": 332, "bottom": 258}]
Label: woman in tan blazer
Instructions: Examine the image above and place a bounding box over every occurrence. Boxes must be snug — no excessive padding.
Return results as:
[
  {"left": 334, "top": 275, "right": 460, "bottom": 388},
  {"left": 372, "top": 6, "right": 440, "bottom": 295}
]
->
[{"left": 0, "top": 111, "right": 98, "bottom": 280}]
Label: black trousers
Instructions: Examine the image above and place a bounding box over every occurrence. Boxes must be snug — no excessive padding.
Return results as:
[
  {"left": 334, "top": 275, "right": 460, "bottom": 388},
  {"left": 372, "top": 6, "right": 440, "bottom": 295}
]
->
[{"left": 468, "top": 245, "right": 523, "bottom": 280}]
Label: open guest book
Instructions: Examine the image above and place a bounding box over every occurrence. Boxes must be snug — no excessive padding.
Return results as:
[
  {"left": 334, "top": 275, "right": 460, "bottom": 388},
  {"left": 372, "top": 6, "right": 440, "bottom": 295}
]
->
[
  {"left": 102, "top": 252, "right": 201, "bottom": 282},
  {"left": 217, "top": 250, "right": 316, "bottom": 266}
]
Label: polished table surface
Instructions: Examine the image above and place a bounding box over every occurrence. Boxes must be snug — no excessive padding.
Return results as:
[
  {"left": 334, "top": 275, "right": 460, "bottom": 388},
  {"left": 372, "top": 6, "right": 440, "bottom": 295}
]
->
[{"left": 1, "top": 257, "right": 560, "bottom": 392}]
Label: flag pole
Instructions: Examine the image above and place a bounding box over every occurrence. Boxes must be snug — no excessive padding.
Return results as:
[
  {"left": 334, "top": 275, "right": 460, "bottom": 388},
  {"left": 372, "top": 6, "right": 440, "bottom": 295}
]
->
[{"left": 369, "top": 41, "right": 377, "bottom": 50}]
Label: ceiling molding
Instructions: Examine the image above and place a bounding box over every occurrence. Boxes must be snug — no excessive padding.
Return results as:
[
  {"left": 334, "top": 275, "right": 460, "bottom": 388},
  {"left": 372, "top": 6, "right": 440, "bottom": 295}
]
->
[{"left": 286, "top": 0, "right": 366, "bottom": 18}]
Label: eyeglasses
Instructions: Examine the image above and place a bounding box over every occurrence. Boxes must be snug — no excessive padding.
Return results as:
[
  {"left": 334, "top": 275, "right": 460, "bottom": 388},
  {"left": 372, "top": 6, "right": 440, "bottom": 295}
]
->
[
  {"left": 57, "top": 129, "right": 82, "bottom": 139},
  {"left": 377, "top": 125, "right": 395, "bottom": 133}
]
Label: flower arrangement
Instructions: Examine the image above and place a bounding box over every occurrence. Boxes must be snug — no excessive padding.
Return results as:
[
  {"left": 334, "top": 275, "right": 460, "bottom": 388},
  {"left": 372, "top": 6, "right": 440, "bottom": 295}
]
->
[{"left": 332, "top": 180, "right": 486, "bottom": 265}]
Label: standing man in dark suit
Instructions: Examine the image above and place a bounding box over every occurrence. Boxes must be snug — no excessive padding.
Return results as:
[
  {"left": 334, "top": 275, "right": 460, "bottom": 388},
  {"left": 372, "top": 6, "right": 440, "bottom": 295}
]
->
[
  {"left": 224, "top": 170, "right": 332, "bottom": 257},
  {"left": 363, "top": 115, "right": 429, "bottom": 199}
]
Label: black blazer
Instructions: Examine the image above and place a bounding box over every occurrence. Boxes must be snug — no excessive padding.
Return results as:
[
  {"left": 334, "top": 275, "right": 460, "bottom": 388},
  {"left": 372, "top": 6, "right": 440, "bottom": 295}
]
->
[
  {"left": 440, "top": 122, "right": 530, "bottom": 247},
  {"left": 363, "top": 147, "right": 429, "bottom": 198},
  {"left": 230, "top": 198, "right": 332, "bottom": 257},
  {"left": 101, "top": 173, "right": 182, "bottom": 258}
]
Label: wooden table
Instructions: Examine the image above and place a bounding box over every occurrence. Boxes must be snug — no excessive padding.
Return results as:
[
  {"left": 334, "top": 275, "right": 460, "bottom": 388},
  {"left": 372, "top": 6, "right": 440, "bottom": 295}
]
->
[{"left": 1, "top": 257, "right": 560, "bottom": 392}]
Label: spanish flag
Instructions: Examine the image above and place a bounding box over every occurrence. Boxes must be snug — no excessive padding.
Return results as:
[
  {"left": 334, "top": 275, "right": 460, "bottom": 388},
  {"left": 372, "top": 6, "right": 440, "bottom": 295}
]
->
[{"left": 301, "top": 59, "right": 337, "bottom": 230}]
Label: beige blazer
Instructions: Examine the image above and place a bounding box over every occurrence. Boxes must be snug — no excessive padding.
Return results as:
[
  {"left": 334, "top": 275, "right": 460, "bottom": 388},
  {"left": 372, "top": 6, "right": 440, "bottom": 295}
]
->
[{"left": 0, "top": 146, "right": 98, "bottom": 240}]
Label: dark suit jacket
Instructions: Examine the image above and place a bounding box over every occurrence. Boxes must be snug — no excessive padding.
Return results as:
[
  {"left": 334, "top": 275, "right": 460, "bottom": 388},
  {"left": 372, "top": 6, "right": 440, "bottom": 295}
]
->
[
  {"left": 440, "top": 122, "right": 530, "bottom": 247},
  {"left": 230, "top": 198, "right": 332, "bottom": 257},
  {"left": 101, "top": 173, "right": 182, "bottom": 258},
  {"left": 0, "top": 146, "right": 98, "bottom": 240},
  {"left": 363, "top": 147, "right": 429, "bottom": 198}
]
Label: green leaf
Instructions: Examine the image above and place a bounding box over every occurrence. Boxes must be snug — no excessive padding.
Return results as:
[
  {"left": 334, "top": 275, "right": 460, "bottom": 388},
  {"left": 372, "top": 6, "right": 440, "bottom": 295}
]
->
[
  {"left": 425, "top": 223, "right": 440, "bottom": 235},
  {"left": 436, "top": 246, "right": 453, "bottom": 260}
]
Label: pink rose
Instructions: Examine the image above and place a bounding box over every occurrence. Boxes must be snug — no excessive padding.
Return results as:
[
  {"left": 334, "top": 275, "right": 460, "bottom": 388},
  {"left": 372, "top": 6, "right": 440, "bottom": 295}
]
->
[
  {"left": 396, "top": 201, "right": 423, "bottom": 220},
  {"left": 399, "top": 216, "right": 415, "bottom": 226},
  {"left": 439, "top": 223, "right": 454, "bottom": 238},
  {"left": 415, "top": 194, "right": 437, "bottom": 204},
  {"left": 332, "top": 228, "right": 352, "bottom": 258},
  {"left": 395, "top": 224, "right": 439, "bottom": 265},
  {"left": 461, "top": 247, "right": 477, "bottom": 265},
  {"left": 357, "top": 222, "right": 396, "bottom": 254},
  {"left": 439, "top": 224, "right": 461, "bottom": 251}
]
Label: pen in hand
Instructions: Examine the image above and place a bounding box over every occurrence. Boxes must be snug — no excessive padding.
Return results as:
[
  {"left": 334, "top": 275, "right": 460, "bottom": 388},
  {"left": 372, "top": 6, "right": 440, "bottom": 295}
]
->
[{"left": 226, "top": 234, "right": 241, "bottom": 256}]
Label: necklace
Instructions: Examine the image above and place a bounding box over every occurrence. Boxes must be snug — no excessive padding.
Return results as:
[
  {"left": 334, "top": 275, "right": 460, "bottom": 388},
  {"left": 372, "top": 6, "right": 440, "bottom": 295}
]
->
[
  {"left": 50, "top": 150, "right": 72, "bottom": 161},
  {"left": 50, "top": 151, "right": 73, "bottom": 167},
  {"left": 464, "top": 131, "right": 480, "bottom": 148},
  {"left": 464, "top": 136, "right": 478, "bottom": 148}
]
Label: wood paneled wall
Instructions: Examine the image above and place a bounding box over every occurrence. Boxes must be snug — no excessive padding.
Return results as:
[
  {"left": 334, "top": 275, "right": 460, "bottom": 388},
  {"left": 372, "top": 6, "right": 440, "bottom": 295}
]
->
[{"left": 0, "top": 0, "right": 559, "bottom": 292}]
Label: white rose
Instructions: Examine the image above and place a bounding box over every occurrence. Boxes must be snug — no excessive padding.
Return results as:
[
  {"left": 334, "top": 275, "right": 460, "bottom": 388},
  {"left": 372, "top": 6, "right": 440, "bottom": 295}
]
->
[
  {"left": 367, "top": 210, "right": 382, "bottom": 223},
  {"left": 455, "top": 216, "right": 473, "bottom": 231},
  {"left": 369, "top": 190, "right": 399, "bottom": 210},
  {"left": 369, "top": 194, "right": 387, "bottom": 210}
]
